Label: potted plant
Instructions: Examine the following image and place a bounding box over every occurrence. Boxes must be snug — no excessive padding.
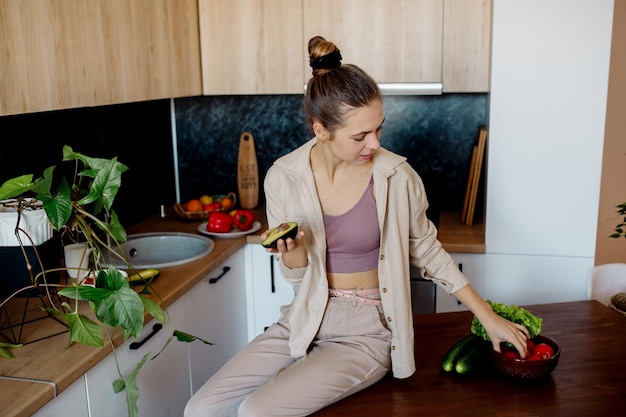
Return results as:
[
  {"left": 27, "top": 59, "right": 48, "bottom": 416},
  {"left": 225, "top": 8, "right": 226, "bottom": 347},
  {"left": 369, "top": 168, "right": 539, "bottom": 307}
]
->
[{"left": 0, "top": 146, "right": 208, "bottom": 417}]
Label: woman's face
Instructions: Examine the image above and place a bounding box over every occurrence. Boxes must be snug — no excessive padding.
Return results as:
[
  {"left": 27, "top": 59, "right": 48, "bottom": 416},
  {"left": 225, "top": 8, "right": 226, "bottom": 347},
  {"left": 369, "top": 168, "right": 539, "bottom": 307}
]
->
[{"left": 323, "top": 100, "right": 384, "bottom": 165}]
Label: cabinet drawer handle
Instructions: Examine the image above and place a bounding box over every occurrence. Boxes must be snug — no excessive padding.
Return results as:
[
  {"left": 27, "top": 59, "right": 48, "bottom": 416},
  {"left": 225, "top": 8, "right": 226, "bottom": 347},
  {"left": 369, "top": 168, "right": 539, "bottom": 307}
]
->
[
  {"left": 457, "top": 263, "right": 463, "bottom": 305},
  {"left": 130, "top": 323, "right": 163, "bottom": 350},
  {"left": 209, "top": 266, "right": 231, "bottom": 284},
  {"left": 270, "top": 255, "right": 276, "bottom": 293}
]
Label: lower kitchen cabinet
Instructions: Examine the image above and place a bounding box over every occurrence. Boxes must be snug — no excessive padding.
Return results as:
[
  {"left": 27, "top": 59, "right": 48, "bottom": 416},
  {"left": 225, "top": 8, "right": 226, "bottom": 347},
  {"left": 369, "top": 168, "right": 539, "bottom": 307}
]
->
[
  {"left": 244, "top": 244, "right": 294, "bottom": 341},
  {"left": 185, "top": 248, "right": 249, "bottom": 394},
  {"left": 85, "top": 297, "right": 190, "bottom": 417},
  {"left": 31, "top": 376, "right": 89, "bottom": 417},
  {"left": 436, "top": 253, "right": 485, "bottom": 313}
]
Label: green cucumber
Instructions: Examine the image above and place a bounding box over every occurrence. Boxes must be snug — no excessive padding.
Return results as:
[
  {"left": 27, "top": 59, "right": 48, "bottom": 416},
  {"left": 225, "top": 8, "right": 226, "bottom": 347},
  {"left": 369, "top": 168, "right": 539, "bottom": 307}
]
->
[
  {"left": 441, "top": 334, "right": 483, "bottom": 373},
  {"left": 454, "top": 340, "right": 489, "bottom": 375}
]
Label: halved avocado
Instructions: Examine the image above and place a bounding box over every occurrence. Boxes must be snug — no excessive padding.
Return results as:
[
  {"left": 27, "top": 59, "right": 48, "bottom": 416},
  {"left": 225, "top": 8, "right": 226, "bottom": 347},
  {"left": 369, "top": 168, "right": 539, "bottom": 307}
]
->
[
  {"left": 127, "top": 268, "right": 161, "bottom": 284},
  {"left": 261, "top": 222, "right": 298, "bottom": 248}
]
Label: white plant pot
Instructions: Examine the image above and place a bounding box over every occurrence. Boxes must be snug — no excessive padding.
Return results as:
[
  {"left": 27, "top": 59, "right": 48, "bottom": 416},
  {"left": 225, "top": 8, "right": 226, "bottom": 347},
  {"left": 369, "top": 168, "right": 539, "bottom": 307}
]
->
[{"left": 0, "top": 199, "right": 53, "bottom": 247}]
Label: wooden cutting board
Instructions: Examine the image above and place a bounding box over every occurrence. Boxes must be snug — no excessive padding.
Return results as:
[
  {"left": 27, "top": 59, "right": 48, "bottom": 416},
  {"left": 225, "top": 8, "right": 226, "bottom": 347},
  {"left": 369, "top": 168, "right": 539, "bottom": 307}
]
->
[{"left": 237, "top": 132, "right": 259, "bottom": 209}]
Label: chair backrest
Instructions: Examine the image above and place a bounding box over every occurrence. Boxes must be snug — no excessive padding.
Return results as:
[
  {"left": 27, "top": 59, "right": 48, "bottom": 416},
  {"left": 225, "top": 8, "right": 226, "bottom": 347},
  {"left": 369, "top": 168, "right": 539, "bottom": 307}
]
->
[{"left": 588, "top": 263, "right": 626, "bottom": 306}]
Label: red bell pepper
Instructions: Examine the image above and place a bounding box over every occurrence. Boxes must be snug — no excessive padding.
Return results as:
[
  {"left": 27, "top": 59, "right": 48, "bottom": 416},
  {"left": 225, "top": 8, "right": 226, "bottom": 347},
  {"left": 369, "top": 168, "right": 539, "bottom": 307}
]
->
[
  {"left": 232, "top": 210, "right": 256, "bottom": 231},
  {"left": 207, "top": 211, "right": 233, "bottom": 233}
]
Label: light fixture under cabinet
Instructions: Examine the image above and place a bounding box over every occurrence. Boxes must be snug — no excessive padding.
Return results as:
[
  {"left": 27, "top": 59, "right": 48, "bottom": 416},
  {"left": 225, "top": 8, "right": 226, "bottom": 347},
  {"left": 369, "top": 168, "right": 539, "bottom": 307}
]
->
[{"left": 303, "top": 82, "right": 443, "bottom": 96}]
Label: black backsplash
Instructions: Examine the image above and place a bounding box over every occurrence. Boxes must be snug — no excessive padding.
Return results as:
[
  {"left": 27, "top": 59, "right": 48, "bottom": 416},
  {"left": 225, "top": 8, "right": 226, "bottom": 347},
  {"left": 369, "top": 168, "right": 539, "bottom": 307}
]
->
[
  {"left": 175, "top": 93, "right": 488, "bottom": 223},
  {"left": 0, "top": 93, "right": 486, "bottom": 228},
  {"left": 0, "top": 100, "right": 177, "bottom": 228}
]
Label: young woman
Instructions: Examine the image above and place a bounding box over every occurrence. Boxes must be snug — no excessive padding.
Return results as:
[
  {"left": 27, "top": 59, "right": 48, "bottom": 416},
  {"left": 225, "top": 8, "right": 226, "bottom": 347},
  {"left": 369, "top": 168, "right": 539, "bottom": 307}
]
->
[{"left": 184, "top": 36, "right": 530, "bottom": 417}]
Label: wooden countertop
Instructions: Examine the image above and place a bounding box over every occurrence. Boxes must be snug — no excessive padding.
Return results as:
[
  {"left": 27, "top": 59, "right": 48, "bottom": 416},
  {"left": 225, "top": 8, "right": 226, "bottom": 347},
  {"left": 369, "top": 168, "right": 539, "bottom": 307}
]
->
[
  {"left": 312, "top": 300, "right": 626, "bottom": 416},
  {"left": 0, "top": 206, "right": 483, "bottom": 416}
]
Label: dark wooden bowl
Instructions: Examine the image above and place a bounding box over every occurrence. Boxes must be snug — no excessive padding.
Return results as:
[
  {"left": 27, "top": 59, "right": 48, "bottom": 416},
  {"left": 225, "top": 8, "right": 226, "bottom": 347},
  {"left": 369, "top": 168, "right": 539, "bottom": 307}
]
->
[{"left": 491, "top": 335, "right": 560, "bottom": 379}]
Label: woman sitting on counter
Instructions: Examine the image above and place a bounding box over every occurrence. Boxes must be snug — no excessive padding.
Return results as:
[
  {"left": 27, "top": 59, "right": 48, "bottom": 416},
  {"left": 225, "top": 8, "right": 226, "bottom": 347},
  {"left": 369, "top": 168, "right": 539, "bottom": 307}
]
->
[{"left": 184, "top": 36, "right": 530, "bottom": 417}]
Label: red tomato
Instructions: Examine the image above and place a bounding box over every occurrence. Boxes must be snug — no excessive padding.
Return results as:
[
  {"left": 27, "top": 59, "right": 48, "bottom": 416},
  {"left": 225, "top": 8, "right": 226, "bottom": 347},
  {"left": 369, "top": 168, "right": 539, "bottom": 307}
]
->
[
  {"left": 526, "top": 339, "right": 536, "bottom": 352},
  {"left": 503, "top": 350, "right": 520, "bottom": 359},
  {"left": 527, "top": 354, "right": 543, "bottom": 361},
  {"left": 204, "top": 202, "right": 221, "bottom": 211},
  {"left": 532, "top": 343, "right": 555, "bottom": 359}
]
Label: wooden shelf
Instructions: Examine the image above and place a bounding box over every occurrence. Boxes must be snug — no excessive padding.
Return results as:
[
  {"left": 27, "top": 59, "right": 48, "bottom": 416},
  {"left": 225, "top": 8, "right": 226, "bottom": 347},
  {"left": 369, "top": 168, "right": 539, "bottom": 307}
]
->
[{"left": 437, "top": 211, "right": 485, "bottom": 254}]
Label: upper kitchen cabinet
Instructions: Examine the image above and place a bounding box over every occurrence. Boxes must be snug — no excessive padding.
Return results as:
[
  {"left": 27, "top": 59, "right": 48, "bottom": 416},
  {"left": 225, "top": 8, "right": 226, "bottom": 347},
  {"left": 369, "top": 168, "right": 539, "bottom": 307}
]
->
[
  {"left": 198, "top": 0, "right": 305, "bottom": 95},
  {"left": 302, "top": 0, "right": 443, "bottom": 85},
  {"left": 442, "top": 0, "right": 492, "bottom": 92},
  {"left": 0, "top": 0, "right": 202, "bottom": 116}
]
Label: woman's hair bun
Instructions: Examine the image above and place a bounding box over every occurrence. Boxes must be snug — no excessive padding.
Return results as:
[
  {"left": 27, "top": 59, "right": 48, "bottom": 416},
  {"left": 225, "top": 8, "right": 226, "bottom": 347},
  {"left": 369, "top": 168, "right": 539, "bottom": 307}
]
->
[{"left": 308, "top": 36, "right": 342, "bottom": 72}]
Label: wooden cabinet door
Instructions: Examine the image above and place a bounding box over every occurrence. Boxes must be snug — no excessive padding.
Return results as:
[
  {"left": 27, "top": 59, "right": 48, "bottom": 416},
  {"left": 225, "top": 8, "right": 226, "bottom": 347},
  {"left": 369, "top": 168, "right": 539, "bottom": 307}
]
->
[
  {"left": 198, "top": 0, "right": 304, "bottom": 95},
  {"left": 443, "top": 0, "right": 492, "bottom": 92},
  {"left": 86, "top": 0, "right": 202, "bottom": 106},
  {"left": 303, "top": 0, "right": 443, "bottom": 84},
  {"left": 0, "top": 1, "right": 92, "bottom": 115},
  {"left": 0, "top": 0, "right": 202, "bottom": 116}
]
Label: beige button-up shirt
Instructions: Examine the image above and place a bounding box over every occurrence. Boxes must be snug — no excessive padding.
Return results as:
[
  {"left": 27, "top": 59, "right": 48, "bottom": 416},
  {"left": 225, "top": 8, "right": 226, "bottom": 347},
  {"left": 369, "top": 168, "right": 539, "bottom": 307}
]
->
[{"left": 264, "top": 138, "right": 469, "bottom": 378}]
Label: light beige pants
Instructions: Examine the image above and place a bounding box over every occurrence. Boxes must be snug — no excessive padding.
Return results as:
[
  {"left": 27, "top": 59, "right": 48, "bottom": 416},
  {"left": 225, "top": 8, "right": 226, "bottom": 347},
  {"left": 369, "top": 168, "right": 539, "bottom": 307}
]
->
[{"left": 184, "top": 294, "right": 392, "bottom": 417}]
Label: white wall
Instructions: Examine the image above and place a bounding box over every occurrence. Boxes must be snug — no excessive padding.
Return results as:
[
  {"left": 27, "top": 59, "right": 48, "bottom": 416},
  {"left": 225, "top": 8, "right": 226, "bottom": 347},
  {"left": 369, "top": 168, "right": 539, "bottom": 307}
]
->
[{"left": 485, "top": 0, "right": 614, "bottom": 304}]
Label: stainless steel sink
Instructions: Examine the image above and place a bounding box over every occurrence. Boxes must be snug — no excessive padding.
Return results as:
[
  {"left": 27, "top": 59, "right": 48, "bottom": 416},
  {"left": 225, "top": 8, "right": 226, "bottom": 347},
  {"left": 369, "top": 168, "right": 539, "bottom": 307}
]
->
[{"left": 104, "top": 232, "right": 214, "bottom": 269}]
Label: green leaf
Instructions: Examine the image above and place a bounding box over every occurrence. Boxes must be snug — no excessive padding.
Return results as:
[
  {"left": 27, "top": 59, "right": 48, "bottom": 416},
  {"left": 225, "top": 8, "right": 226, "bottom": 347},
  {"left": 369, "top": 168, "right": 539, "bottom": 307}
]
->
[
  {"left": 0, "top": 348, "right": 15, "bottom": 359},
  {"left": 93, "top": 285, "right": 144, "bottom": 339},
  {"left": 59, "top": 285, "right": 112, "bottom": 301},
  {"left": 92, "top": 210, "right": 127, "bottom": 243},
  {"left": 39, "top": 177, "right": 72, "bottom": 230},
  {"left": 0, "top": 342, "right": 23, "bottom": 359},
  {"left": 64, "top": 312, "right": 104, "bottom": 348},
  {"left": 112, "top": 352, "right": 151, "bottom": 417},
  {"left": 99, "top": 268, "right": 128, "bottom": 291},
  {"left": 0, "top": 174, "right": 34, "bottom": 200},
  {"left": 30, "top": 166, "right": 55, "bottom": 195},
  {"left": 174, "top": 329, "right": 213, "bottom": 345},
  {"left": 78, "top": 158, "right": 128, "bottom": 211},
  {"left": 108, "top": 210, "right": 127, "bottom": 242},
  {"left": 140, "top": 297, "right": 166, "bottom": 323}
]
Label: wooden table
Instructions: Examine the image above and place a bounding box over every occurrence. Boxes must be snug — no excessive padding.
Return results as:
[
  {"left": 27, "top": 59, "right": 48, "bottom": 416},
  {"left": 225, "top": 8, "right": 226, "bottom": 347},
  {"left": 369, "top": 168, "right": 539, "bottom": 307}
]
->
[{"left": 312, "top": 301, "right": 626, "bottom": 416}]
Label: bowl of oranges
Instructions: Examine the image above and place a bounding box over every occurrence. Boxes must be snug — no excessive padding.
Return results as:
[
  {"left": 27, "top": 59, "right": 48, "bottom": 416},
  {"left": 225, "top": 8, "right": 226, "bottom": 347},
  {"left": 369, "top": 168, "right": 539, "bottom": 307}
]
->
[{"left": 175, "top": 193, "right": 236, "bottom": 221}]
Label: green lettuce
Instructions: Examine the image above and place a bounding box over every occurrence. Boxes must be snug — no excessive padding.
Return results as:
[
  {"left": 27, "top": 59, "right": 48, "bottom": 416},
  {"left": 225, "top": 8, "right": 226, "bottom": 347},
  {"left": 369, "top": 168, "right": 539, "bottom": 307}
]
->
[{"left": 471, "top": 300, "right": 543, "bottom": 341}]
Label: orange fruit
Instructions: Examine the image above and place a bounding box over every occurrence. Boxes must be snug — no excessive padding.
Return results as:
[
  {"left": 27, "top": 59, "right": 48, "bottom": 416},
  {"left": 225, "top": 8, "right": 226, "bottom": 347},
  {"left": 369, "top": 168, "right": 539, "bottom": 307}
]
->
[
  {"left": 220, "top": 197, "right": 234, "bottom": 210},
  {"left": 186, "top": 199, "right": 203, "bottom": 212}
]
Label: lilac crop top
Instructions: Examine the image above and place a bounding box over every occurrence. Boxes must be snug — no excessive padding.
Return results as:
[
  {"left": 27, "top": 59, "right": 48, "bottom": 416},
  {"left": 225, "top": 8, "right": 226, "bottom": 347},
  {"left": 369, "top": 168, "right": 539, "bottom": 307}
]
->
[{"left": 323, "top": 177, "right": 380, "bottom": 273}]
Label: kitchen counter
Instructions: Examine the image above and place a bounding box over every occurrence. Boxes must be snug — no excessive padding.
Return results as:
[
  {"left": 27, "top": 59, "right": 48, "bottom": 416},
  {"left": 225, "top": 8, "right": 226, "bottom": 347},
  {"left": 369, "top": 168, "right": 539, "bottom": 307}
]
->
[
  {"left": 312, "top": 300, "right": 626, "bottom": 416},
  {"left": 0, "top": 206, "right": 483, "bottom": 416}
]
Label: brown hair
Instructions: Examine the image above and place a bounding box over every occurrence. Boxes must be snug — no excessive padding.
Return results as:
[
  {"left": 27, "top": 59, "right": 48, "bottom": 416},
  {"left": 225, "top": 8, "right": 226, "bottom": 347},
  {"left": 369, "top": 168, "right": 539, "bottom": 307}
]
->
[{"left": 304, "top": 36, "right": 381, "bottom": 135}]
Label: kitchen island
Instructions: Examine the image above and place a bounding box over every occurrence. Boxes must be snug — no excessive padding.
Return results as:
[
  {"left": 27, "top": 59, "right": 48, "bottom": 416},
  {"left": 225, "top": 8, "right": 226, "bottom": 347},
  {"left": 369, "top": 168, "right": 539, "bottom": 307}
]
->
[
  {"left": 0, "top": 208, "right": 482, "bottom": 416},
  {"left": 312, "top": 300, "right": 626, "bottom": 416}
]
